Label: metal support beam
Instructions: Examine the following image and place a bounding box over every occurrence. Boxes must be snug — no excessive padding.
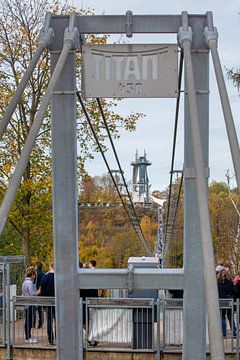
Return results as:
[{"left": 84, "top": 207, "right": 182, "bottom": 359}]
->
[
  {"left": 78, "top": 268, "right": 184, "bottom": 290},
  {"left": 51, "top": 13, "right": 80, "bottom": 360},
  {"left": 204, "top": 12, "right": 240, "bottom": 193},
  {"left": 180, "top": 11, "right": 224, "bottom": 360},
  {"left": 180, "top": 11, "right": 207, "bottom": 360},
  {"left": 0, "top": 256, "right": 25, "bottom": 264},
  {"left": 6, "top": 262, "right": 11, "bottom": 360},
  {"left": 50, "top": 15, "right": 206, "bottom": 48}
]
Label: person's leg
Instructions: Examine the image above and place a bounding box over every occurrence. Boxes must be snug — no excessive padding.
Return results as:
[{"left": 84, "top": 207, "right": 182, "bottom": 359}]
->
[
  {"left": 47, "top": 306, "right": 54, "bottom": 344},
  {"left": 38, "top": 306, "right": 43, "bottom": 328},
  {"left": 227, "top": 308, "right": 236, "bottom": 336},
  {"left": 53, "top": 307, "right": 56, "bottom": 343},
  {"left": 221, "top": 309, "right": 227, "bottom": 337},
  {"left": 24, "top": 308, "right": 30, "bottom": 340},
  {"left": 33, "top": 305, "right": 36, "bottom": 328},
  {"left": 25, "top": 307, "right": 33, "bottom": 339}
]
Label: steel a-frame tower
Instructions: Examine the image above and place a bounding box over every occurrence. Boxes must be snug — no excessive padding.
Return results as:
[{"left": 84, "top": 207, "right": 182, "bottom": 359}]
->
[{"left": 0, "top": 10, "right": 240, "bottom": 360}]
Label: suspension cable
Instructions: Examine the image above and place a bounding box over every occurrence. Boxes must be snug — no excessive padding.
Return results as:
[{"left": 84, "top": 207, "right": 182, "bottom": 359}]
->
[
  {"left": 164, "top": 50, "right": 184, "bottom": 242},
  {"left": 165, "top": 172, "right": 184, "bottom": 262},
  {"left": 96, "top": 98, "right": 152, "bottom": 255},
  {"left": 76, "top": 91, "right": 152, "bottom": 255}
]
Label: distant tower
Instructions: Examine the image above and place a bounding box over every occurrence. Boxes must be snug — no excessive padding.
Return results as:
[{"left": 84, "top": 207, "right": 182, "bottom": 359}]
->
[{"left": 131, "top": 150, "right": 151, "bottom": 204}]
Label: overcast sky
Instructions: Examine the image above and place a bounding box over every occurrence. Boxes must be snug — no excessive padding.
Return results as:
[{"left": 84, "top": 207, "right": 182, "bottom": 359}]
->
[{"left": 73, "top": 0, "right": 240, "bottom": 191}]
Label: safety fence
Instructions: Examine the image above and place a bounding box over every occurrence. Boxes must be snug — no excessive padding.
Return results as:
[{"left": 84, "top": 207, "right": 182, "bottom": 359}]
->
[
  {"left": 83, "top": 297, "right": 240, "bottom": 358},
  {"left": 84, "top": 298, "right": 155, "bottom": 351},
  {"left": 1, "top": 295, "right": 240, "bottom": 358},
  {"left": 12, "top": 296, "right": 56, "bottom": 348},
  {"left": 0, "top": 256, "right": 25, "bottom": 360}
]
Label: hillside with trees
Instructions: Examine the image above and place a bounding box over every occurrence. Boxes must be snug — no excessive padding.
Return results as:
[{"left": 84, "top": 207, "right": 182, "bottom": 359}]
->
[
  {"left": 166, "top": 177, "right": 240, "bottom": 274},
  {"left": 78, "top": 175, "right": 157, "bottom": 267}
]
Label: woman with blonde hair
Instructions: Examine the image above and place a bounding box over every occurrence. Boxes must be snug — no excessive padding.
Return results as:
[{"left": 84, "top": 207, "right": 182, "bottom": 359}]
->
[{"left": 22, "top": 267, "right": 37, "bottom": 343}]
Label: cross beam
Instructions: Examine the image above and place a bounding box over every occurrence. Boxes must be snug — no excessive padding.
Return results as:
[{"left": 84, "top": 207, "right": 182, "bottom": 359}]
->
[
  {"left": 78, "top": 268, "right": 184, "bottom": 290},
  {"left": 49, "top": 14, "right": 207, "bottom": 51}
]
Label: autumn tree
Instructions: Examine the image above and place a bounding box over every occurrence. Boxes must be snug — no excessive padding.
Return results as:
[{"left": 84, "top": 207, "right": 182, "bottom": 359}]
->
[
  {"left": 79, "top": 174, "right": 120, "bottom": 204},
  {"left": 164, "top": 178, "right": 240, "bottom": 272},
  {"left": 0, "top": 0, "right": 142, "bottom": 263},
  {"left": 78, "top": 176, "right": 156, "bottom": 268},
  {"left": 0, "top": 0, "right": 53, "bottom": 262},
  {"left": 163, "top": 176, "right": 184, "bottom": 268},
  {"left": 227, "top": 68, "right": 240, "bottom": 92}
]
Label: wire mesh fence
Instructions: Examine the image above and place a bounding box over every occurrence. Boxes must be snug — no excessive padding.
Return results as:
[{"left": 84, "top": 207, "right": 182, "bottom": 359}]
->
[{"left": 13, "top": 296, "right": 56, "bottom": 348}]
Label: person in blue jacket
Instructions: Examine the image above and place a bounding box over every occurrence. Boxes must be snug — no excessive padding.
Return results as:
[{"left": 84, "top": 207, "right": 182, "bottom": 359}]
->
[{"left": 22, "top": 267, "right": 38, "bottom": 343}]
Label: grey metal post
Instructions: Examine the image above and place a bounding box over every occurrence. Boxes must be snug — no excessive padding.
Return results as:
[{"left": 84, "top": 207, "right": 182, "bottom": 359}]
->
[
  {"left": 6, "top": 262, "right": 12, "bottom": 360},
  {"left": 179, "top": 12, "right": 224, "bottom": 360},
  {"left": 2, "top": 263, "right": 6, "bottom": 345},
  {"left": 156, "top": 298, "right": 161, "bottom": 360},
  {"left": 204, "top": 12, "right": 240, "bottom": 193},
  {"left": 79, "top": 297, "right": 83, "bottom": 358},
  {"left": 236, "top": 299, "right": 240, "bottom": 360},
  {"left": 51, "top": 14, "right": 80, "bottom": 360},
  {"left": 0, "top": 12, "right": 54, "bottom": 139},
  {"left": 181, "top": 15, "right": 207, "bottom": 360}
]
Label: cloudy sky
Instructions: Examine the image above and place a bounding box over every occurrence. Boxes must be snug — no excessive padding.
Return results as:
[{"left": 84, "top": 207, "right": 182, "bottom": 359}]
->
[{"left": 73, "top": 0, "right": 240, "bottom": 191}]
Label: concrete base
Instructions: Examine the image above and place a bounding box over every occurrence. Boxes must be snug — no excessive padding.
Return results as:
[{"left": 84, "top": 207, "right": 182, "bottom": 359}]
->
[
  {"left": 0, "top": 348, "right": 56, "bottom": 360},
  {"left": 85, "top": 352, "right": 156, "bottom": 360},
  {"left": 0, "top": 348, "right": 236, "bottom": 360}
]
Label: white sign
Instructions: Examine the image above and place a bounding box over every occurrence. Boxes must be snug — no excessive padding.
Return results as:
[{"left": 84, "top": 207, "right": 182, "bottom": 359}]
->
[{"left": 82, "top": 44, "right": 178, "bottom": 98}]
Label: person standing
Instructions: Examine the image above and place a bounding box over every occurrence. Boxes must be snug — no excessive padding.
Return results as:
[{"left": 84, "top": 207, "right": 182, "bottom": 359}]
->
[
  {"left": 40, "top": 262, "right": 55, "bottom": 345},
  {"left": 22, "top": 267, "right": 37, "bottom": 343},
  {"left": 217, "top": 269, "right": 236, "bottom": 337},
  {"left": 87, "top": 260, "right": 98, "bottom": 298},
  {"left": 35, "top": 261, "right": 45, "bottom": 328}
]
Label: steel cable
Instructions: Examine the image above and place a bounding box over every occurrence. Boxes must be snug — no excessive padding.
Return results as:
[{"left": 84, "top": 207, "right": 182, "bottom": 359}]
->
[
  {"left": 76, "top": 91, "right": 152, "bottom": 255},
  {"left": 164, "top": 50, "right": 184, "bottom": 243}
]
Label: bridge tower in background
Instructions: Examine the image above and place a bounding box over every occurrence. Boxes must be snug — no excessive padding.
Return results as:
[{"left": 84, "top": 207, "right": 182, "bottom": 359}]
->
[{"left": 131, "top": 150, "right": 151, "bottom": 204}]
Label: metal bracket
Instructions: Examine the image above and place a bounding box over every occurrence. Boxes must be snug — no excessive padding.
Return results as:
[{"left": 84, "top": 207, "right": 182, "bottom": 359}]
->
[
  {"left": 127, "top": 264, "right": 134, "bottom": 293},
  {"left": 38, "top": 12, "right": 54, "bottom": 48},
  {"left": 126, "top": 10, "right": 133, "bottom": 38},
  {"left": 203, "top": 26, "right": 218, "bottom": 47},
  {"left": 64, "top": 12, "right": 80, "bottom": 49},
  {"left": 178, "top": 26, "right": 192, "bottom": 48},
  {"left": 178, "top": 11, "right": 192, "bottom": 48},
  {"left": 53, "top": 91, "right": 76, "bottom": 95},
  {"left": 184, "top": 167, "right": 210, "bottom": 179}
]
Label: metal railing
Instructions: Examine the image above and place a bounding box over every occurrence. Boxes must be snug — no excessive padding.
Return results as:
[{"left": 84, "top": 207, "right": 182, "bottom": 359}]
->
[
  {"left": 85, "top": 298, "right": 155, "bottom": 351},
  {"left": 0, "top": 295, "right": 239, "bottom": 357},
  {"left": 0, "top": 255, "right": 25, "bottom": 360},
  {"left": 12, "top": 296, "right": 56, "bottom": 348}
]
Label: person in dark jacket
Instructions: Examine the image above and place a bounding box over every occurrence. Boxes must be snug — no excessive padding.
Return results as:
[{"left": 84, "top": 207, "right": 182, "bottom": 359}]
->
[
  {"left": 35, "top": 261, "right": 45, "bottom": 328},
  {"left": 217, "top": 269, "right": 236, "bottom": 337},
  {"left": 79, "top": 262, "right": 88, "bottom": 328},
  {"left": 41, "top": 262, "right": 55, "bottom": 345}
]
